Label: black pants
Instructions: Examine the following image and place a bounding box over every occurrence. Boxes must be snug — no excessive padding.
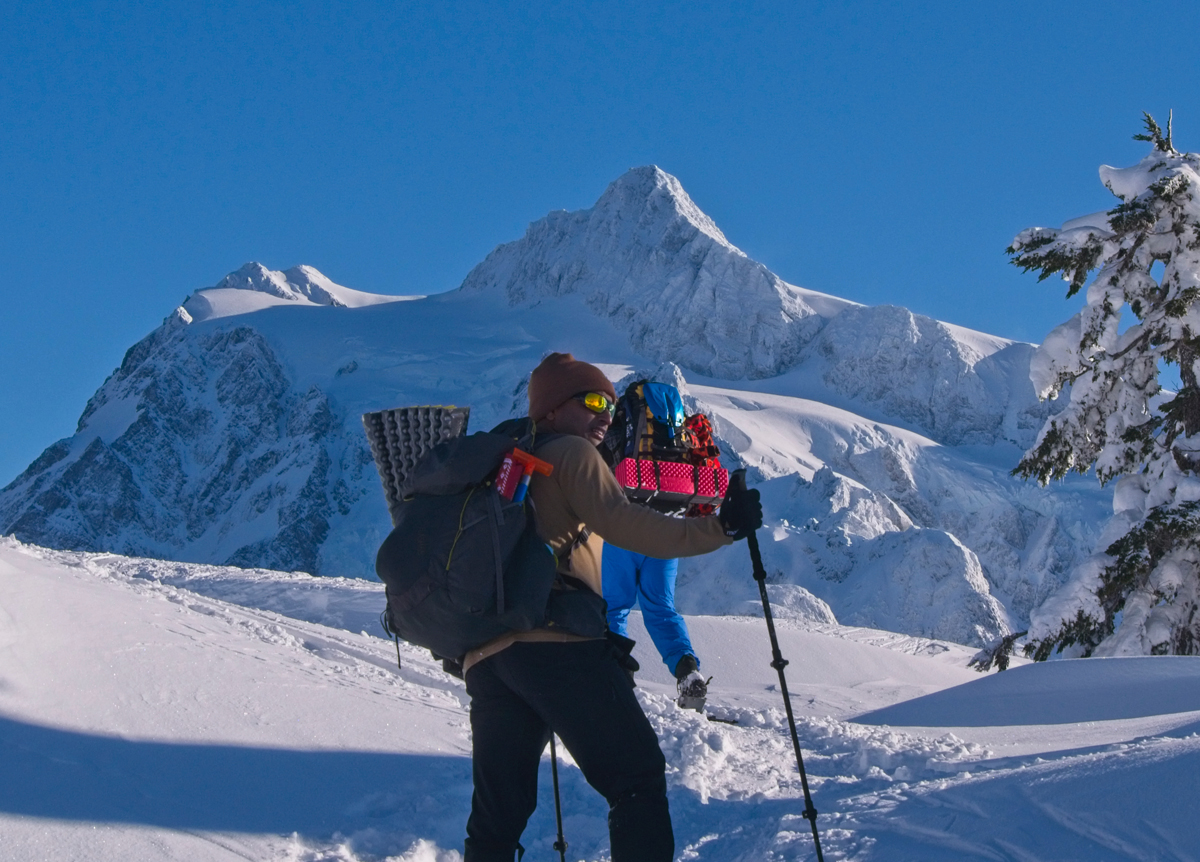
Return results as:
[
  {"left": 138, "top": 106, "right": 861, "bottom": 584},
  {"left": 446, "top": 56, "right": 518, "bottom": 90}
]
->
[{"left": 464, "top": 639, "right": 673, "bottom": 862}]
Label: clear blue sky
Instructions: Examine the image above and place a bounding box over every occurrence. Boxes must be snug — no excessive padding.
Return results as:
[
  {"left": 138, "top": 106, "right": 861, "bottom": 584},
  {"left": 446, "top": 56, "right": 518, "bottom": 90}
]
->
[{"left": 2, "top": 0, "right": 1196, "bottom": 484}]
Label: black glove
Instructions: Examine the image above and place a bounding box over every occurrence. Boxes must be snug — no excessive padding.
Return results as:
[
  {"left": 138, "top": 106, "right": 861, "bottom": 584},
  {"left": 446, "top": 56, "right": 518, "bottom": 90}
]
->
[{"left": 718, "top": 472, "right": 762, "bottom": 540}]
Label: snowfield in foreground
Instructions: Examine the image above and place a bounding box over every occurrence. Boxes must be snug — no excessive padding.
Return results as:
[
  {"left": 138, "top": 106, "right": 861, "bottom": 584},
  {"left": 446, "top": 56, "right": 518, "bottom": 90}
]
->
[{"left": 2, "top": 536, "right": 1199, "bottom": 861}]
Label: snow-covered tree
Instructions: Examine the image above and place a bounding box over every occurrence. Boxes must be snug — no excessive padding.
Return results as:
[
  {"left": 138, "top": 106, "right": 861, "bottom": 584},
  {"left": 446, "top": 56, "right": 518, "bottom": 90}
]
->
[{"left": 1011, "top": 113, "right": 1200, "bottom": 659}]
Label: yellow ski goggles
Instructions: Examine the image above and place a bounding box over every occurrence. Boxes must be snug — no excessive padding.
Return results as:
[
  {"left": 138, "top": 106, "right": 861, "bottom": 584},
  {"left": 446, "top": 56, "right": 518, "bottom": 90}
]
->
[{"left": 573, "top": 391, "right": 616, "bottom": 417}]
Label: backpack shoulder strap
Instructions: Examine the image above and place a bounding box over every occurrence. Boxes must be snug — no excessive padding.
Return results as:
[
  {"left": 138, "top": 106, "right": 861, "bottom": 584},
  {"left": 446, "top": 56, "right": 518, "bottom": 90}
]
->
[
  {"left": 489, "top": 416, "right": 566, "bottom": 454},
  {"left": 492, "top": 417, "right": 592, "bottom": 572}
]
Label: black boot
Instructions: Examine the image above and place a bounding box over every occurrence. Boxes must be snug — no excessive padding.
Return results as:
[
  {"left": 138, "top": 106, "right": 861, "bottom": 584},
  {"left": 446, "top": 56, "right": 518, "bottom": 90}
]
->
[{"left": 674, "top": 655, "right": 708, "bottom": 712}]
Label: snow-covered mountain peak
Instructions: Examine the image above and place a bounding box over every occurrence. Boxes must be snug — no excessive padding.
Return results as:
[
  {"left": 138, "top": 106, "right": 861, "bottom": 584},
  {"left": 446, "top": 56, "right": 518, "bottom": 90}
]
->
[
  {"left": 458, "top": 166, "right": 856, "bottom": 379},
  {"left": 217, "top": 262, "right": 314, "bottom": 300},
  {"left": 591, "top": 165, "right": 730, "bottom": 247},
  {"left": 183, "top": 263, "right": 419, "bottom": 322},
  {"left": 211, "top": 261, "right": 364, "bottom": 306}
]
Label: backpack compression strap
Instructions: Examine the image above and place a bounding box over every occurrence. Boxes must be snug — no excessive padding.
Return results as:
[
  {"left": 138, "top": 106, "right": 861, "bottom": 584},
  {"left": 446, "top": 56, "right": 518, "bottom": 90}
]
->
[{"left": 555, "top": 528, "right": 591, "bottom": 574}]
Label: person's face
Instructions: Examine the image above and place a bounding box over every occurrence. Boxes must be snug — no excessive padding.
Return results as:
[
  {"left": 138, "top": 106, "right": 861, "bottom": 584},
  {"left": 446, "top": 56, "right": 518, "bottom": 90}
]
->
[{"left": 544, "top": 395, "right": 612, "bottom": 445}]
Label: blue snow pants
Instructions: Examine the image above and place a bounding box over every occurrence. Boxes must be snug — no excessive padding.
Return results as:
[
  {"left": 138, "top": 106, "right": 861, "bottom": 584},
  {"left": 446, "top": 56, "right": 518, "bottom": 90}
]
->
[{"left": 601, "top": 543, "right": 696, "bottom": 676}]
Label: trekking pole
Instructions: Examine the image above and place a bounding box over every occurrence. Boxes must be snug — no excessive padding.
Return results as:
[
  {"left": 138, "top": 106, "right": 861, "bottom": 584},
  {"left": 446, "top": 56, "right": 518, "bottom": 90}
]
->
[
  {"left": 549, "top": 734, "right": 568, "bottom": 862},
  {"left": 732, "top": 470, "right": 825, "bottom": 862},
  {"left": 379, "top": 610, "right": 402, "bottom": 669}
]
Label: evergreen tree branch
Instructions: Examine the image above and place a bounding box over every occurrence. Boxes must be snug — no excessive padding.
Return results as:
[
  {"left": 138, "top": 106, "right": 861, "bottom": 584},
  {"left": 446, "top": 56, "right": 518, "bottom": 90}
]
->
[
  {"left": 1134, "top": 111, "right": 1175, "bottom": 152},
  {"left": 1014, "top": 114, "right": 1200, "bottom": 659}
]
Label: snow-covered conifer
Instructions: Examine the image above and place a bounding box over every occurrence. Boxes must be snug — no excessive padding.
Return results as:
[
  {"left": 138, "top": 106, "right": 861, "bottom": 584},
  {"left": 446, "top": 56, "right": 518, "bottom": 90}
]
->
[{"left": 1012, "top": 113, "right": 1200, "bottom": 658}]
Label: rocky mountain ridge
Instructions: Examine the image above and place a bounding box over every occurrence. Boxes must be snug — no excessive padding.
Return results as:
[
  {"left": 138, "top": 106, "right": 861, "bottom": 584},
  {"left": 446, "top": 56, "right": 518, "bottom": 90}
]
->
[{"left": 0, "top": 167, "right": 1108, "bottom": 646}]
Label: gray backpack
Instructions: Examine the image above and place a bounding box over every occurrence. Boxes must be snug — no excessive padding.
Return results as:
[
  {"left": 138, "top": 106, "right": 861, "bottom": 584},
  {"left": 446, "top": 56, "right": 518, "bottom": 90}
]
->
[{"left": 375, "top": 424, "right": 605, "bottom": 662}]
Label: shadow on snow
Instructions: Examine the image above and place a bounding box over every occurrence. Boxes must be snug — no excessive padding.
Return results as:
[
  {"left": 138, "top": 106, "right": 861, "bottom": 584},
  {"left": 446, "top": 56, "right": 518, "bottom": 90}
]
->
[
  {"left": 0, "top": 714, "right": 471, "bottom": 840},
  {"left": 0, "top": 714, "right": 811, "bottom": 858}
]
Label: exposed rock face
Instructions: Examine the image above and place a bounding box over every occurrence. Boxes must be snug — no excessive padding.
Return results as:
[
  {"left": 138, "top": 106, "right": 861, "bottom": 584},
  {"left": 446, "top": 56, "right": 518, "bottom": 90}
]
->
[{"left": 1, "top": 319, "right": 371, "bottom": 574}]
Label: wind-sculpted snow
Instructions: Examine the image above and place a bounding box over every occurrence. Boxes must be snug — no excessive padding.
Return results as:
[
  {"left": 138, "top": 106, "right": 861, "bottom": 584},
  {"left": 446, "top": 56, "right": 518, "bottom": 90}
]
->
[{"left": 0, "top": 169, "right": 1109, "bottom": 643}]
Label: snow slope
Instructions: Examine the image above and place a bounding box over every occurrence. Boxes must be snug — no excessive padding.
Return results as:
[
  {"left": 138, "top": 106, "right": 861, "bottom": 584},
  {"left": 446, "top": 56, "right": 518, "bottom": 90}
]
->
[
  {"left": 3, "top": 538, "right": 1198, "bottom": 861},
  {"left": 0, "top": 166, "right": 1108, "bottom": 644}
]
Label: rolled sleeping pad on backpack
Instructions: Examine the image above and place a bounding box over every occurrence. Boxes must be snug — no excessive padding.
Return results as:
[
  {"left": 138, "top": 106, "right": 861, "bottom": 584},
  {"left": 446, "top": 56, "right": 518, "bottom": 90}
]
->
[{"left": 362, "top": 405, "right": 470, "bottom": 527}]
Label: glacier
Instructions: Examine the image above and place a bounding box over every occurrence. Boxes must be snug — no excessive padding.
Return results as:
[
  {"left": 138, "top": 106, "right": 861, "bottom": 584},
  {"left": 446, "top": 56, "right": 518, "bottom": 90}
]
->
[{"left": 0, "top": 166, "right": 1110, "bottom": 646}]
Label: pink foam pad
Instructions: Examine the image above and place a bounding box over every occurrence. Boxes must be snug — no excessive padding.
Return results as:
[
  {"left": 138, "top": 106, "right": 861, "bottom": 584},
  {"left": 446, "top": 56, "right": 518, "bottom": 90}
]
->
[{"left": 614, "top": 458, "right": 728, "bottom": 505}]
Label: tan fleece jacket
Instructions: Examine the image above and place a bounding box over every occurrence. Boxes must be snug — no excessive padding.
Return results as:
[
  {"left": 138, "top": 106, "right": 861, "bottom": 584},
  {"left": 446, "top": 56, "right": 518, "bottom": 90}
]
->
[
  {"left": 460, "top": 434, "right": 732, "bottom": 673},
  {"left": 528, "top": 435, "right": 731, "bottom": 592}
]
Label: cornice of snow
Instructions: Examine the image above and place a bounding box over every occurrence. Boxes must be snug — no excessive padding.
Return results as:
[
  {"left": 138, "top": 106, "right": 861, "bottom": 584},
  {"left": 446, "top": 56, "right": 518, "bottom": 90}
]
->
[{"left": 183, "top": 262, "right": 421, "bottom": 322}]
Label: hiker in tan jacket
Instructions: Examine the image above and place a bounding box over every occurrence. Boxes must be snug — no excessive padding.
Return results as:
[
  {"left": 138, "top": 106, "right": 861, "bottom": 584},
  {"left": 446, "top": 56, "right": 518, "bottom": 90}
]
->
[{"left": 462, "top": 352, "right": 762, "bottom": 862}]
